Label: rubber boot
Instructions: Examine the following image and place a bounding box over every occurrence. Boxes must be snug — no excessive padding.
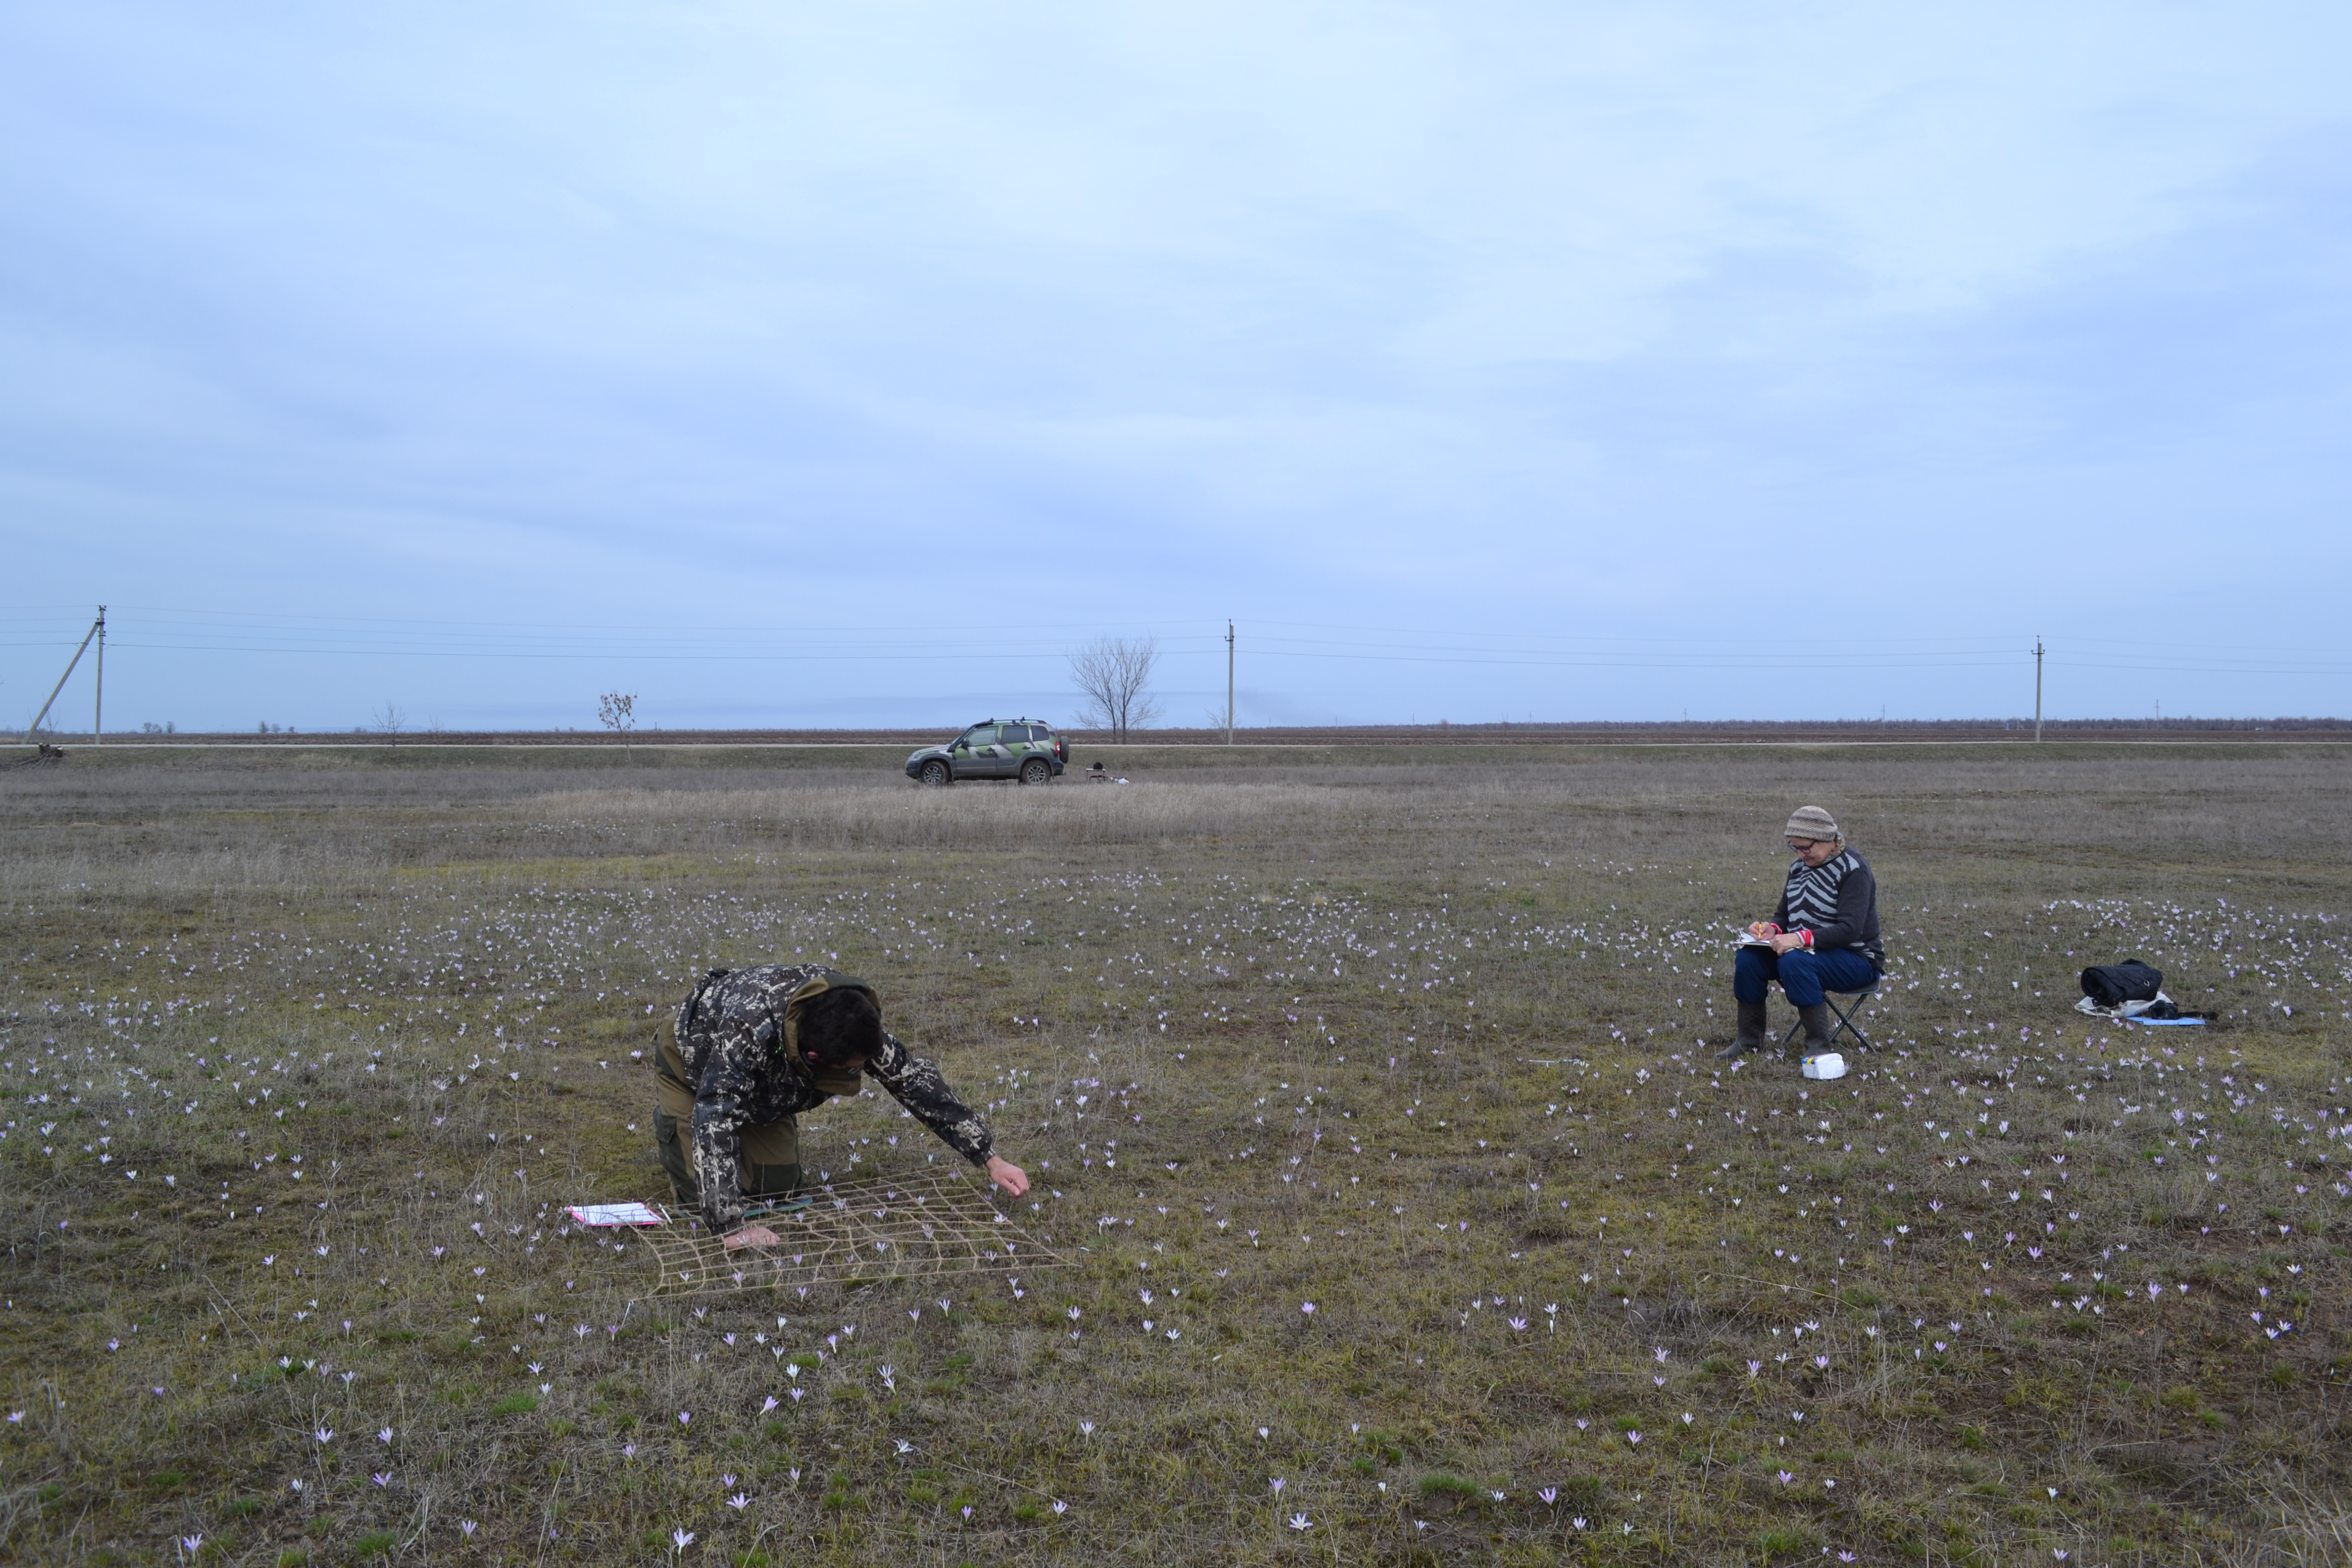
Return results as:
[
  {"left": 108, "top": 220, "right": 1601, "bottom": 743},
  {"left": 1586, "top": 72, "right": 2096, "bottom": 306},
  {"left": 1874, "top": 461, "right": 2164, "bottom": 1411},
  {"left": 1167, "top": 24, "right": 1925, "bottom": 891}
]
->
[
  {"left": 1796, "top": 1003, "right": 1833, "bottom": 1061},
  {"left": 1717, "top": 1000, "right": 1769, "bottom": 1060}
]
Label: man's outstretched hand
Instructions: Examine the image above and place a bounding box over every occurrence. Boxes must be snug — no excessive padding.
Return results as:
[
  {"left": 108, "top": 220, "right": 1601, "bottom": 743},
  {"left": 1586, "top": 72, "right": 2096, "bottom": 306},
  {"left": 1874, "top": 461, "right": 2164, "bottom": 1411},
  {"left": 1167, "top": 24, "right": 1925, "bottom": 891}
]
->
[
  {"left": 722, "top": 1223, "right": 781, "bottom": 1252},
  {"left": 985, "top": 1155, "right": 1030, "bottom": 1198}
]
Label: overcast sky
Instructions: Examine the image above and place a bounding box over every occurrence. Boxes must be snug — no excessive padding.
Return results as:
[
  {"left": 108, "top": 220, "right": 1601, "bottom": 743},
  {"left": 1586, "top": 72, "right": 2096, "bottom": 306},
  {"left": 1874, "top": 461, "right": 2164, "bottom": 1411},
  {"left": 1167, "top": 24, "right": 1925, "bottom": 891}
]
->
[{"left": 5, "top": 3, "right": 2349, "bottom": 733}]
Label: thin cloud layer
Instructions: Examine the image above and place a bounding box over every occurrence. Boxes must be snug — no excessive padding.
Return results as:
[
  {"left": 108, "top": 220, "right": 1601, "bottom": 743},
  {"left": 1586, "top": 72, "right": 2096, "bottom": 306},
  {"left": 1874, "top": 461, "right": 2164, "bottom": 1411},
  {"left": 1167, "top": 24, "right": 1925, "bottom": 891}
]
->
[{"left": 3, "top": 2, "right": 2347, "bottom": 728}]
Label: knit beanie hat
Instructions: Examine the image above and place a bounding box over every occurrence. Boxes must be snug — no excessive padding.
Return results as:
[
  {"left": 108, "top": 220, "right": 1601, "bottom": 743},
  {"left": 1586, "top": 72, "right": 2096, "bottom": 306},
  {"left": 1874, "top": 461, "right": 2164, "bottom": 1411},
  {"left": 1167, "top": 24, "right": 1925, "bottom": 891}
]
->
[{"left": 1784, "top": 805, "right": 1841, "bottom": 843}]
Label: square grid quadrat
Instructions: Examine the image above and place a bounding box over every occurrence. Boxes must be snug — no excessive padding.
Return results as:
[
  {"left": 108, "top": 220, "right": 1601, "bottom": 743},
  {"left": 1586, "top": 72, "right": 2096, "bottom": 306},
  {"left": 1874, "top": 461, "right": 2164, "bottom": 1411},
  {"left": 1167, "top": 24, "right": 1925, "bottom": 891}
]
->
[{"left": 635, "top": 1167, "right": 1068, "bottom": 1299}]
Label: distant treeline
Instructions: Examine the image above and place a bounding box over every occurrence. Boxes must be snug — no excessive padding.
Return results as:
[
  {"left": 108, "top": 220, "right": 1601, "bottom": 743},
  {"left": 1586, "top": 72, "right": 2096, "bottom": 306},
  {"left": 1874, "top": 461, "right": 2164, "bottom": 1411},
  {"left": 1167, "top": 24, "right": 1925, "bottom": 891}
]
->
[
  {"left": 1234, "top": 717, "right": 2352, "bottom": 734},
  {"left": 28, "top": 716, "right": 2350, "bottom": 746}
]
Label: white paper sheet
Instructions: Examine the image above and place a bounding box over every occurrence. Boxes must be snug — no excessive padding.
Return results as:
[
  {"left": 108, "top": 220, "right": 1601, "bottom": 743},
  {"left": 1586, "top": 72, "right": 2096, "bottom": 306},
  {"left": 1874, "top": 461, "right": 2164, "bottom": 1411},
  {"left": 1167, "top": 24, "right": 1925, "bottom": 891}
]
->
[{"left": 567, "top": 1202, "right": 667, "bottom": 1228}]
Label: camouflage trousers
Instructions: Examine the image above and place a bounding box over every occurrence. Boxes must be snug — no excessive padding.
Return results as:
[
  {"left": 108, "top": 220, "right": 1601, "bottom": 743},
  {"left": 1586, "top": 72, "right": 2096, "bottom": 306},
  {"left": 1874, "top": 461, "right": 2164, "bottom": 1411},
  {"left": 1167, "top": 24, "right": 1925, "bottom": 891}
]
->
[
  {"left": 651, "top": 1105, "right": 801, "bottom": 1216},
  {"left": 651, "top": 1016, "right": 801, "bottom": 1215}
]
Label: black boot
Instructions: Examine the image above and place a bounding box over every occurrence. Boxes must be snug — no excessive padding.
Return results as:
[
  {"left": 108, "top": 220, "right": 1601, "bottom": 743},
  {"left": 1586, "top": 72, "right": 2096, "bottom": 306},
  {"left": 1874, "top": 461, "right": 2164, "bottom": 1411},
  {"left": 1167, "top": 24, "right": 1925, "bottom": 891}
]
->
[
  {"left": 1796, "top": 1003, "right": 1832, "bottom": 1060},
  {"left": 1717, "top": 1000, "right": 1769, "bottom": 1060}
]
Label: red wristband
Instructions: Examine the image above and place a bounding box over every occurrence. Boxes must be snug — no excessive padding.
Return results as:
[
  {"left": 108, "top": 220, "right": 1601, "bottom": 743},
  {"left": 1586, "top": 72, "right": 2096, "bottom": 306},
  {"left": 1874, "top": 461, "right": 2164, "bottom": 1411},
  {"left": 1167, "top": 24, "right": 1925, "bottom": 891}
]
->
[{"left": 1800, "top": 929, "right": 1814, "bottom": 948}]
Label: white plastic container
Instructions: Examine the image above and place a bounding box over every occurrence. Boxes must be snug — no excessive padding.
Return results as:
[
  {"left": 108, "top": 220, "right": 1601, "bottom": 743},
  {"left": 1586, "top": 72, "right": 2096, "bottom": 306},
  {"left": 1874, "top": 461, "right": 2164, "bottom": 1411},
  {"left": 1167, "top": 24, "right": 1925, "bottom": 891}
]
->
[{"left": 1802, "top": 1052, "right": 1847, "bottom": 1081}]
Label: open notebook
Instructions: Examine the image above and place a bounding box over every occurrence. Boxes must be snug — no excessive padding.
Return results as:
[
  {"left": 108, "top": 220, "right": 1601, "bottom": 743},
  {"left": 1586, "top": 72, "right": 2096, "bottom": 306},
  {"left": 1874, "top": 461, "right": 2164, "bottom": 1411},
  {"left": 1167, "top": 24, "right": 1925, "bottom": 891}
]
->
[{"left": 566, "top": 1201, "right": 667, "bottom": 1228}]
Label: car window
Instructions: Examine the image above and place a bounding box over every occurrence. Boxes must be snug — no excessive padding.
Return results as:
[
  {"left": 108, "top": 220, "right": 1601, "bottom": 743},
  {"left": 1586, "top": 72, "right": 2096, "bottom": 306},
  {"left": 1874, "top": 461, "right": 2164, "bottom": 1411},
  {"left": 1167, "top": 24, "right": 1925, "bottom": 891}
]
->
[
  {"left": 1026, "top": 724, "right": 1052, "bottom": 741},
  {"left": 955, "top": 727, "right": 988, "bottom": 748}
]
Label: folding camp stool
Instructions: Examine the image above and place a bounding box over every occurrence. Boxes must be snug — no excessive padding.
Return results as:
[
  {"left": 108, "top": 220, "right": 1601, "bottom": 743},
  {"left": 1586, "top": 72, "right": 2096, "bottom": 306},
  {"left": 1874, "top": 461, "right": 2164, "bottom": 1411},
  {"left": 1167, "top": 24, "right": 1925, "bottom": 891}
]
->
[{"left": 1777, "top": 982, "right": 1878, "bottom": 1055}]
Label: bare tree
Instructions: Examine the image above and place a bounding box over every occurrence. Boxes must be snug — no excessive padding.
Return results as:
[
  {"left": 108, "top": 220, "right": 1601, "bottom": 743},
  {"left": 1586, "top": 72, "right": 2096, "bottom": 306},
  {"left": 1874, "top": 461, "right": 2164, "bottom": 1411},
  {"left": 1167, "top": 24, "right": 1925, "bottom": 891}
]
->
[
  {"left": 373, "top": 701, "right": 405, "bottom": 741},
  {"left": 598, "top": 691, "right": 638, "bottom": 758},
  {"left": 1068, "top": 638, "right": 1161, "bottom": 741}
]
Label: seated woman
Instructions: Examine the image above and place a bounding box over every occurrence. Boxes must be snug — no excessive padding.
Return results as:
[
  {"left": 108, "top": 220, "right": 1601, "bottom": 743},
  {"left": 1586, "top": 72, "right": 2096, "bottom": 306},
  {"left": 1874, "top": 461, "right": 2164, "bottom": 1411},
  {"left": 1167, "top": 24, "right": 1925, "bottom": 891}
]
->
[{"left": 1721, "top": 806, "right": 1884, "bottom": 1066}]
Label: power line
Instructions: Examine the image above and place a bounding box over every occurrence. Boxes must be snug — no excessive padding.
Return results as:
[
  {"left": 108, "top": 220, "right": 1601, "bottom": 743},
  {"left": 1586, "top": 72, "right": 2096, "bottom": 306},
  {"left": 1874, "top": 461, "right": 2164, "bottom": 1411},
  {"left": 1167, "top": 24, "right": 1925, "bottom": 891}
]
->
[{"left": 4, "top": 605, "right": 2350, "bottom": 678}]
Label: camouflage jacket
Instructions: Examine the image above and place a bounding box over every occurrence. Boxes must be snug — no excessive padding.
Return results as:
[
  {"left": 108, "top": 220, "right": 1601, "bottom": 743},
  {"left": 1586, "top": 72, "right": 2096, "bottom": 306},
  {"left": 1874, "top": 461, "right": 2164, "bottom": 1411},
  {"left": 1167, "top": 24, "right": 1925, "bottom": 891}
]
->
[{"left": 672, "top": 964, "right": 994, "bottom": 1230}]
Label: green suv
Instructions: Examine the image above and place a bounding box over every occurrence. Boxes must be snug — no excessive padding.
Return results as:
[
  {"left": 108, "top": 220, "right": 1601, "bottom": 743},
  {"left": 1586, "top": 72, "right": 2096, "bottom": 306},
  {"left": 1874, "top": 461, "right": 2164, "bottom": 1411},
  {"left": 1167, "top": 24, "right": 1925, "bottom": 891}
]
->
[{"left": 904, "top": 720, "right": 1069, "bottom": 786}]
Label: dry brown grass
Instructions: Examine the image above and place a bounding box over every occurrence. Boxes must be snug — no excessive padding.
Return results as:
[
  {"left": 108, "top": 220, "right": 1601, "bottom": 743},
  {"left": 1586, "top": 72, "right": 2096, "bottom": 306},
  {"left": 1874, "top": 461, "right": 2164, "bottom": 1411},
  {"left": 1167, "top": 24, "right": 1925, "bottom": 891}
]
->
[{"left": 10, "top": 742, "right": 2351, "bottom": 888}]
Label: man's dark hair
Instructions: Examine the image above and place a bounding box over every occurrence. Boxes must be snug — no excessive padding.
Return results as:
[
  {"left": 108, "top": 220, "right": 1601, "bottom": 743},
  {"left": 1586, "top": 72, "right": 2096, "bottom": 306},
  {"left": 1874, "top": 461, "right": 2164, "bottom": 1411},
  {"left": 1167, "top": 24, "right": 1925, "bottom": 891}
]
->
[{"left": 797, "top": 987, "right": 883, "bottom": 1066}]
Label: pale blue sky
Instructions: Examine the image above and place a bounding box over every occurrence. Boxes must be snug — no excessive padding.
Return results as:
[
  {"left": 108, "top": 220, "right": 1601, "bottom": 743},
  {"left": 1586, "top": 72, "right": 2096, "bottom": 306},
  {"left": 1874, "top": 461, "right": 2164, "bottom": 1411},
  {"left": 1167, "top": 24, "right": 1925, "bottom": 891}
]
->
[{"left": 6, "top": 3, "right": 2349, "bottom": 732}]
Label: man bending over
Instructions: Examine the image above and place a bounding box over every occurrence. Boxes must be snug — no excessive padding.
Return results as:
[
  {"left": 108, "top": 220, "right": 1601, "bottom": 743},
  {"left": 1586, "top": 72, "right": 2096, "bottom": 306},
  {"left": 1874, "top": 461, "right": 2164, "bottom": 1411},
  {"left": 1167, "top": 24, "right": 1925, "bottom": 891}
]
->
[
  {"left": 1721, "top": 806, "right": 1884, "bottom": 1067},
  {"left": 652, "top": 964, "right": 1028, "bottom": 1250}
]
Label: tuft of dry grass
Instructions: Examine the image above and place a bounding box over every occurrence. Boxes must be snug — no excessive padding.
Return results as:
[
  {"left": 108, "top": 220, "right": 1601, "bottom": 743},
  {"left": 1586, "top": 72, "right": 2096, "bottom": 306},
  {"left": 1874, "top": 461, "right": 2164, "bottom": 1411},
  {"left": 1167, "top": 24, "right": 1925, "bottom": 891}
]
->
[
  {"left": 526, "top": 778, "right": 1359, "bottom": 850},
  {"left": 2, "top": 741, "right": 2349, "bottom": 1564}
]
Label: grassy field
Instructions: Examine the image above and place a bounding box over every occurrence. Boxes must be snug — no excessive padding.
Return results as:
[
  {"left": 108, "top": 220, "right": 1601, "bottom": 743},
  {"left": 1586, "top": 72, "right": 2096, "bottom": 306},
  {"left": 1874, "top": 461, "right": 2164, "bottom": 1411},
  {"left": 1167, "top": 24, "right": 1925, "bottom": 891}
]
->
[{"left": 4, "top": 742, "right": 2350, "bottom": 1566}]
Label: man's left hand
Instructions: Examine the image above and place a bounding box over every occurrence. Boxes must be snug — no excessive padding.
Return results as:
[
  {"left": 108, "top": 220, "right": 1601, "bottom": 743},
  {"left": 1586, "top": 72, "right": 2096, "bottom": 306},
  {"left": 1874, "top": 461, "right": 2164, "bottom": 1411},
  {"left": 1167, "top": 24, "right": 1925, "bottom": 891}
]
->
[
  {"left": 1769, "top": 932, "right": 1808, "bottom": 956},
  {"left": 985, "top": 1156, "right": 1030, "bottom": 1198}
]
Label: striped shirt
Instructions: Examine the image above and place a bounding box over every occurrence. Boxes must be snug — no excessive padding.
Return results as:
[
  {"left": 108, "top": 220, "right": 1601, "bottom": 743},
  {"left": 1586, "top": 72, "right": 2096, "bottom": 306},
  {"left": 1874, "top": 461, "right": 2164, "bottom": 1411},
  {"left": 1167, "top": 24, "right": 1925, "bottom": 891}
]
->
[{"left": 1771, "top": 849, "right": 1884, "bottom": 968}]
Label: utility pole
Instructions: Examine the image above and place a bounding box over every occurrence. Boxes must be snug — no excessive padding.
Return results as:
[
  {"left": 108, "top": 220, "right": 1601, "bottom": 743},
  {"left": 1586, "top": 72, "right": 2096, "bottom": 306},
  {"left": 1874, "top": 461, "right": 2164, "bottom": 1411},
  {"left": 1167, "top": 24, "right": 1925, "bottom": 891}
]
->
[
  {"left": 2032, "top": 636, "right": 2044, "bottom": 743},
  {"left": 93, "top": 606, "right": 106, "bottom": 746},
  {"left": 24, "top": 609, "right": 105, "bottom": 744},
  {"left": 1226, "top": 620, "right": 1235, "bottom": 746}
]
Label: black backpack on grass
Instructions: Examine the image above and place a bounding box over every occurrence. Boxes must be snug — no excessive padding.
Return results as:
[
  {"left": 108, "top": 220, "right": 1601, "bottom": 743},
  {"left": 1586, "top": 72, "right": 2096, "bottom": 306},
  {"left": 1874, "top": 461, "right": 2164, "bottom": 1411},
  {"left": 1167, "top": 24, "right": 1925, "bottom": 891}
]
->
[{"left": 2080, "top": 961, "right": 2163, "bottom": 1008}]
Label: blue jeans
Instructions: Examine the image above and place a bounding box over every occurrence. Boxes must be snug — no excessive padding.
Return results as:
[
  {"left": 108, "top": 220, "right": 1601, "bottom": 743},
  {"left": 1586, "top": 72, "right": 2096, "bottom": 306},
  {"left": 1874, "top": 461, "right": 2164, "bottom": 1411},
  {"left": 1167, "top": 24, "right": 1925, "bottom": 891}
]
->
[{"left": 1734, "top": 945, "right": 1878, "bottom": 1007}]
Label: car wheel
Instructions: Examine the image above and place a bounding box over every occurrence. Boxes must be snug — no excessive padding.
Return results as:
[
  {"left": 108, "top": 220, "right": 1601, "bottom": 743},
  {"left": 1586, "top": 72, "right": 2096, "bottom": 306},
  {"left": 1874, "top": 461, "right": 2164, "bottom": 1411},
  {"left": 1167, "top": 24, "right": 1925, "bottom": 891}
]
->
[
  {"left": 920, "top": 759, "right": 951, "bottom": 787},
  {"left": 1018, "top": 757, "right": 1051, "bottom": 786}
]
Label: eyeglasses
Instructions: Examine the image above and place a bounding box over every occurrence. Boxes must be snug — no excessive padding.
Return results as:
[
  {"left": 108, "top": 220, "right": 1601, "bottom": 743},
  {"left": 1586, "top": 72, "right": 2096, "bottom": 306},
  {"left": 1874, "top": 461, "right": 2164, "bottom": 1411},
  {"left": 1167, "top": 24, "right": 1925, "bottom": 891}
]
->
[{"left": 1786, "top": 838, "right": 1820, "bottom": 850}]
